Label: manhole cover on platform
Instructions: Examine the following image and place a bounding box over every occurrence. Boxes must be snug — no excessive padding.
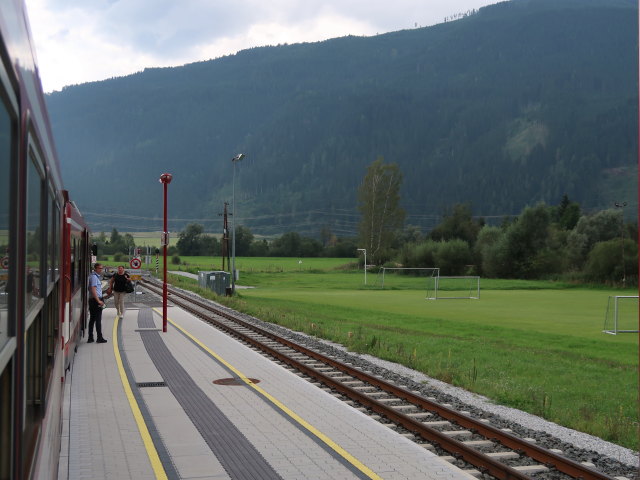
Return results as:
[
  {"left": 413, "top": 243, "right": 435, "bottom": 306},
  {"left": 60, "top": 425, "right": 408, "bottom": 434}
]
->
[{"left": 213, "top": 377, "right": 260, "bottom": 386}]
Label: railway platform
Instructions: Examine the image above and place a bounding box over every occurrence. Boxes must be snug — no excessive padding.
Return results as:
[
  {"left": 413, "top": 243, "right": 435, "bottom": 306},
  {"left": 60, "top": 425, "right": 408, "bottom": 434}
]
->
[{"left": 58, "top": 299, "right": 476, "bottom": 480}]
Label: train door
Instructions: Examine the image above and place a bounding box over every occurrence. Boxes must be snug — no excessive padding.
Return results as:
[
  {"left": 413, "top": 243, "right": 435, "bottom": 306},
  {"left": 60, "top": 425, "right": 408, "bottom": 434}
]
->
[
  {"left": 0, "top": 45, "right": 18, "bottom": 480},
  {"left": 62, "top": 203, "right": 89, "bottom": 371}
]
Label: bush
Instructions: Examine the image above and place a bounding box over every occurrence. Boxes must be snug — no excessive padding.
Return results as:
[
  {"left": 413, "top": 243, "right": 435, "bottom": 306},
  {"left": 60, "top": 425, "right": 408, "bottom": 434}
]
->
[
  {"left": 171, "top": 255, "right": 181, "bottom": 265},
  {"left": 398, "top": 239, "right": 472, "bottom": 275},
  {"left": 398, "top": 240, "right": 438, "bottom": 267},
  {"left": 434, "top": 239, "right": 472, "bottom": 275},
  {"left": 584, "top": 238, "right": 637, "bottom": 283}
]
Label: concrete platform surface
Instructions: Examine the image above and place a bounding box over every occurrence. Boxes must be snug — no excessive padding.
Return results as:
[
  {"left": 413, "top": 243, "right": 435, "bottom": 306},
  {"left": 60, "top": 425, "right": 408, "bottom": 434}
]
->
[{"left": 58, "top": 303, "right": 475, "bottom": 480}]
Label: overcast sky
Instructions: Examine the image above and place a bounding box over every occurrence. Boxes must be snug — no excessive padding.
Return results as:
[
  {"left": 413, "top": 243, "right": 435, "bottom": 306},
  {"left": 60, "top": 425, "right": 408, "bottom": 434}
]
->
[{"left": 26, "top": 0, "right": 501, "bottom": 93}]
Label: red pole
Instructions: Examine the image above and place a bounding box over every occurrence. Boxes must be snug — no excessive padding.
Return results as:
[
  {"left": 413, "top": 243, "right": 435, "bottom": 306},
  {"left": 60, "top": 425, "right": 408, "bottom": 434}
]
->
[
  {"left": 159, "top": 173, "right": 172, "bottom": 332},
  {"left": 163, "top": 180, "right": 167, "bottom": 332}
]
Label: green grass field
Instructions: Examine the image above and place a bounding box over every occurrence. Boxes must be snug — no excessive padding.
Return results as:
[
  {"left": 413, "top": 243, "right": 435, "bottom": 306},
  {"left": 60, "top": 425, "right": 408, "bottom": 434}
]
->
[
  {"left": 156, "top": 257, "right": 639, "bottom": 449},
  {"left": 127, "top": 232, "right": 180, "bottom": 248}
]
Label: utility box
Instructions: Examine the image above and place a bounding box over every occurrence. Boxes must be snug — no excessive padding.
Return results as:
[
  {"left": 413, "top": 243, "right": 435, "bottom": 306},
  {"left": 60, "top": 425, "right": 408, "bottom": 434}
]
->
[
  {"left": 198, "top": 271, "right": 230, "bottom": 296},
  {"left": 212, "top": 271, "right": 231, "bottom": 296},
  {"left": 197, "top": 271, "right": 212, "bottom": 289}
]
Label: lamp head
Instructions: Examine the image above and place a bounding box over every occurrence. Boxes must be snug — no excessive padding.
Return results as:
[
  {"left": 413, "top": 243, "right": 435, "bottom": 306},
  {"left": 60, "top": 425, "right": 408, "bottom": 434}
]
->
[
  {"left": 159, "top": 173, "right": 173, "bottom": 184},
  {"left": 232, "top": 153, "right": 246, "bottom": 162}
]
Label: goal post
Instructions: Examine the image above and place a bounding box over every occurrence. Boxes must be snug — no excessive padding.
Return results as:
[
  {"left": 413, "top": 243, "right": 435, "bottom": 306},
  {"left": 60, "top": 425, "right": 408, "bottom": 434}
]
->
[
  {"left": 426, "top": 275, "right": 480, "bottom": 300},
  {"left": 374, "top": 267, "right": 480, "bottom": 300},
  {"left": 375, "top": 267, "right": 439, "bottom": 290},
  {"left": 603, "top": 295, "right": 639, "bottom": 334}
]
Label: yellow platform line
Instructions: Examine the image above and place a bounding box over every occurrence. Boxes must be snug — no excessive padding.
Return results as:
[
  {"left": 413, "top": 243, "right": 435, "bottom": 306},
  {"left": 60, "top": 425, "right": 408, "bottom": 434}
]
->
[
  {"left": 153, "top": 308, "right": 383, "bottom": 480},
  {"left": 112, "top": 315, "right": 168, "bottom": 480}
]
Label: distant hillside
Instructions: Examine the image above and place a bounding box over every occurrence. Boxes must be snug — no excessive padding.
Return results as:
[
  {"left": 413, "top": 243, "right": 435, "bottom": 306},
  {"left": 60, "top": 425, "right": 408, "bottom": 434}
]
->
[{"left": 46, "top": 0, "right": 638, "bottom": 236}]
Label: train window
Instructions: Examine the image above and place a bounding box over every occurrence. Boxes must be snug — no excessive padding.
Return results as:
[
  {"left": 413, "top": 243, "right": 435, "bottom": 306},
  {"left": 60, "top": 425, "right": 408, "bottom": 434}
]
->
[
  {"left": 25, "top": 157, "right": 43, "bottom": 316},
  {"left": 45, "top": 285, "right": 58, "bottom": 364},
  {"left": 44, "top": 198, "right": 59, "bottom": 388},
  {"left": 52, "top": 200, "right": 60, "bottom": 283},
  {"left": 70, "top": 238, "right": 76, "bottom": 292},
  {"left": 46, "top": 192, "right": 54, "bottom": 287},
  {"left": 74, "top": 236, "right": 82, "bottom": 292},
  {"left": 0, "top": 86, "right": 14, "bottom": 352}
]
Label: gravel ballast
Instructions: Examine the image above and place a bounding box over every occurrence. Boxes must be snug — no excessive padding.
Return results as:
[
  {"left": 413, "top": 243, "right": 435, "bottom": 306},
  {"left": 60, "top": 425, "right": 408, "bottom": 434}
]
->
[{"left": 174, "top": 285, "right": 639, "bottom": 478}]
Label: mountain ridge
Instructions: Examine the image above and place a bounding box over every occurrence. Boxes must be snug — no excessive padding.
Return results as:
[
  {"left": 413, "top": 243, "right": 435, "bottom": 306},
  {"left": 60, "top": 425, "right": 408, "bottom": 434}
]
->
[{"left": 47, "top": 0, "right": 638, "bottom": 236}]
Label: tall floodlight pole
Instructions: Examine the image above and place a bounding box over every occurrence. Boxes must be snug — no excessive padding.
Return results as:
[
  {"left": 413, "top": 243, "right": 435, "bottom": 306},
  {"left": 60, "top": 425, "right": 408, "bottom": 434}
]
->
[
  {"left": 159, "top": 173, "right": 173, "bottom": 332},
  {"left": 357, "top": 248, "right": 367, "bottom": 285},
  {"left": 231, "top": 154, "right": 245, "bottom": 294},
  {"left": 614, "top": 202, "right": 627, "bottom": 287}
]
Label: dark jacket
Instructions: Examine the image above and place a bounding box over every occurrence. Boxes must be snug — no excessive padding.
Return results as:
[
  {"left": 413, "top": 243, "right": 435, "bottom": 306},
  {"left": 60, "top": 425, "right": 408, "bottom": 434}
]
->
[{"left": 112, "top": 272, "right": 131, "bottom": 292}]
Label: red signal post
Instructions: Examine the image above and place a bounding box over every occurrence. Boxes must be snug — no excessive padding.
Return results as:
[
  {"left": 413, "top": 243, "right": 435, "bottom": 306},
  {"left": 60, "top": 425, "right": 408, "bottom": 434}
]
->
[{"left": 159, "top": 173, "right": 173, "bottom": 332}]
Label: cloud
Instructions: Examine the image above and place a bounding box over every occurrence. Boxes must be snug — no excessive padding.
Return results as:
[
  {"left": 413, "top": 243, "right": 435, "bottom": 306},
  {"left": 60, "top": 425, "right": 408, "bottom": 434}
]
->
[{"left": 27, "top": 0, "right": 498, "bottom": 92}]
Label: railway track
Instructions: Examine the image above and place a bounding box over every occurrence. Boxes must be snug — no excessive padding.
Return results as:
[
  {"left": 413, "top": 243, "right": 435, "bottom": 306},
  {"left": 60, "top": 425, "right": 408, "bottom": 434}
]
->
[{"left": 140, "top": 278, "right": 624, "bottom": 480}]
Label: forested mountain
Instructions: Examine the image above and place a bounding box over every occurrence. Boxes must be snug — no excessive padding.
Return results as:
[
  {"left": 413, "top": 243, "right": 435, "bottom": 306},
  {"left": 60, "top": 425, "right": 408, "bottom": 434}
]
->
[{"left": 46, "top": 0, "right": 638, "bottom": 237}]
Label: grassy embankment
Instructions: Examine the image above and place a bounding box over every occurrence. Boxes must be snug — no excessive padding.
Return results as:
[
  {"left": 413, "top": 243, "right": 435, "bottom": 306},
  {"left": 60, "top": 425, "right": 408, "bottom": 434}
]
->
[{"left": 126, "top": 255, "right": 637, "bottom": 450}]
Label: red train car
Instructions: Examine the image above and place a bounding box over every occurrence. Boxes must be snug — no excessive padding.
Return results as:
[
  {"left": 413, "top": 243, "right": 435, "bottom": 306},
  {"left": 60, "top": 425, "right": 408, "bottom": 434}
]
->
[
  {"left": 0, "top": 1, "right": 91, "bottom": 478},
  {"left": 61, "top": 194, "right": 90, "bottom": 372}
]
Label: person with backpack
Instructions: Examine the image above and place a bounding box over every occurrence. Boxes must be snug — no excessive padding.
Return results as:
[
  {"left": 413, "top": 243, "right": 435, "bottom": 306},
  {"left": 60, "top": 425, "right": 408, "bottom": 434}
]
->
[{"left": 107, "top": 265, "right": 131, "bottom": 317}]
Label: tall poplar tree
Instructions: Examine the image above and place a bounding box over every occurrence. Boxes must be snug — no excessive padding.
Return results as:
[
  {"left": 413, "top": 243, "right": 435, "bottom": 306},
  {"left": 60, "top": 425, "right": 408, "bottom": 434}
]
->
[{"left": 358, "top": 158, "right": 405, "bottom": 265}]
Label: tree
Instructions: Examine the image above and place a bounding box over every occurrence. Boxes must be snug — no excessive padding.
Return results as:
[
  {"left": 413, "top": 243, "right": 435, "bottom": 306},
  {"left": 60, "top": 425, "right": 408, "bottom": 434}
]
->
[
  {"left": 110, "top": 228, "right": 121, "bottom": 246},
  {"left": 270, "top": 232, "right": 302, "bottom": 257},
  {"left": 122, "top": 233, "right": 135, "bottom": 252},
  {"left": 398, "top": 239, "right": 438, "bottom": 268},
  {"left": 358, "top": 158, "right": 405, "bottom": 265},
  {"left": 584, "top": 238, "right": 638, "bottom": 283},
  {"left": 234, "top": 226, "right": 254, "bottom": 256},
  {"left": 319, "top": 226, "right": 332, "bottom": 247},
  {"left": 501, "top": 204, "right": 552, "bottom": 278},
  {"left": 106, "top": 228, "right": 134, "bottom": 255},
  {"left": 434, "top": 239, "right": 473, "bottom": 275},
  {"left": 201, "top": 236, "right": 221, "bottom": 256},
  {"left": 398, "top": 225, "right": 424, "bottom": 246},
  {"left": 249, "top": 239, "right": 270, "bottom": 257},
  {"left": 429, "top": 203, "right": 483, "bottom": 245},
  {"left": 177, "top": 223, "right": 205, "bottom": 255},
  {"left": 566, "top": 209, "right": 621, "bottom": 268},
  {"left": 476, "top": 227, "right": 509, "bottom": 278},
  {"left": 299, "top": 237, "right": 323, "bottom": 257},
  {"left": 551, "top": 194, "right": 581, "bottom": 230},
  {"left": 324, "top": 237, "right": 358, "bottom": 258}
]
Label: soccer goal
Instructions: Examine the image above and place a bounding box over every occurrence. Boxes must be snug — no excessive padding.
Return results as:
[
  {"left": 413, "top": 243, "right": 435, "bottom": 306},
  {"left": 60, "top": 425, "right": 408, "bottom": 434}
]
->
[
  {"left": 426, "top": 275, "right": 480, "bottom": 300},
  {"left": 375, "top": 267, "right": 440, "bottom": 289},
  {"left": 603, "top": 296, "right": 639, "bottom": 334},
  {"left": 375, "top": 267, "right": 480, "bottom": 300}
]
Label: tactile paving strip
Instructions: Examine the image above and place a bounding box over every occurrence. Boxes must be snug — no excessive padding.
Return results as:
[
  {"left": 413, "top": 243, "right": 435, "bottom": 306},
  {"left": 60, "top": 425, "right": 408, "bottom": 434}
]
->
[
  {"left": 116, "top": 316, "right": 180, "bottom": 480},
  {"left": 137, "top": 308, "right": 283, "bottom": 480}
]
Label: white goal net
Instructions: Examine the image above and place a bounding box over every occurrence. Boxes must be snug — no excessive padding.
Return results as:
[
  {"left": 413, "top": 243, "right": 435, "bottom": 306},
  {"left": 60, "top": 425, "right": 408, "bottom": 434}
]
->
[
  {"left": 375, "top": 267, "right": 439, "bottom": 290},
  {"left": 426, "top": 275, "right": 480, "bottom": 300},
  {"left": 603, "top": 296, "right": 639, "bottom": 334},
  {"left": 375, "top": 267, "right": 480, "bottom": 300}
]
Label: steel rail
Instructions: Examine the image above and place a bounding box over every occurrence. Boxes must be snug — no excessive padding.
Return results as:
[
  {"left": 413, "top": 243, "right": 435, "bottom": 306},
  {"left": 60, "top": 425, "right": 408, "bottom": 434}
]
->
[{"left": 142, "top": 279, "right": 615, "bottom": 480}]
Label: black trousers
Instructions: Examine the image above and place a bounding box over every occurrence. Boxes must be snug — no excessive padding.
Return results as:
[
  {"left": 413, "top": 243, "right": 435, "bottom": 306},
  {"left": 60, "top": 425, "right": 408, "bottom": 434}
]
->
[{"left": 88, "top": 298, "right": 104, "bottom": 340}]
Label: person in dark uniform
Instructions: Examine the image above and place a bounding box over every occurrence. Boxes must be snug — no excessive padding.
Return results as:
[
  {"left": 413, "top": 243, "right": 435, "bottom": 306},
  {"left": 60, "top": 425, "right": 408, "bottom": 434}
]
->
[{"left": 87, "top": 263, "right": 107, "bottom": 343}]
